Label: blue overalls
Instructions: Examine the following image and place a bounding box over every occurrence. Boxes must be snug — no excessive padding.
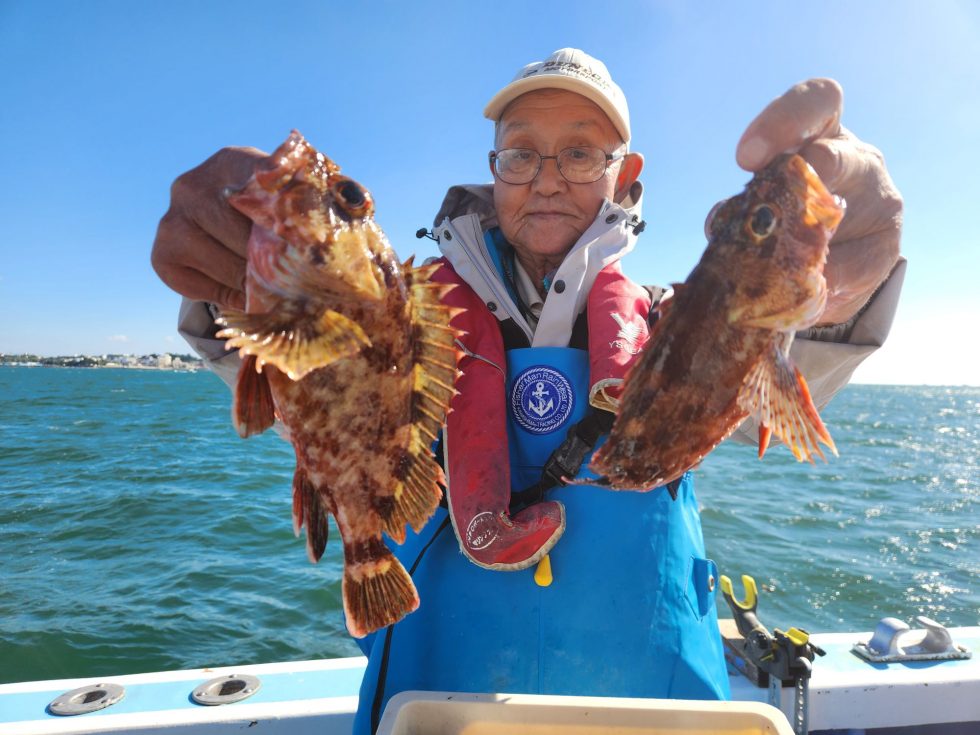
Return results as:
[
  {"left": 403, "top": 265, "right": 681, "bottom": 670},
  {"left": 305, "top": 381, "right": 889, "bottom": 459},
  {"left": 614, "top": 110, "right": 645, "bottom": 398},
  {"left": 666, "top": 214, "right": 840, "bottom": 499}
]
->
[{"left": 352, "top": 342, "right": 729, "bottom": 734}]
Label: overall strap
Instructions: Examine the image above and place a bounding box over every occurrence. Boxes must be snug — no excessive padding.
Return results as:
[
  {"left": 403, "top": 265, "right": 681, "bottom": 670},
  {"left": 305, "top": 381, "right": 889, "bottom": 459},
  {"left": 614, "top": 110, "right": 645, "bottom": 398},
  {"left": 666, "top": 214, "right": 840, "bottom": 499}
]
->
[{"left": 511, "top": 276, "right": 680, "bottom": 511}]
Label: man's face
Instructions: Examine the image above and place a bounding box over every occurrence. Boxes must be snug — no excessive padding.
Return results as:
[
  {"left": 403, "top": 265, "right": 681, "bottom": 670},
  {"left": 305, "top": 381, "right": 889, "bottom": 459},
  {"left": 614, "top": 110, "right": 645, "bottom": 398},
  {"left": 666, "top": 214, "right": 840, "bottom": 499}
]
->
[{"left": 491, "top": 89, "right": 626, "bottom": 270}]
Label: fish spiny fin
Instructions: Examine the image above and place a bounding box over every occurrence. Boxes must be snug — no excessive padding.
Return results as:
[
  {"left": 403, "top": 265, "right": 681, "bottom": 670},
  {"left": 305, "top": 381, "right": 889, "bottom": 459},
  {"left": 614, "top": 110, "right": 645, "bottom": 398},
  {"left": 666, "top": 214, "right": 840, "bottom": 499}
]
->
[
  {"left": 739, "top": 343, "right": 838, "bottom": 463},
  {"left": 291, "top": 467, "right": 331, "bottom": 563},
  {"left": 217, "top": 306, "right": 371, "bottom": 381},
  {"left": 342, "top": 538, "right": 419, "bottom": 638},
  {"left": 232, "top": 354, "right": 277, "bottom": 437},
  {"left": 377, "top": 260, "right": 463, "bottom": 540},
  {"left": 382, "top": 437, "right": 445, "bottom": 542}
]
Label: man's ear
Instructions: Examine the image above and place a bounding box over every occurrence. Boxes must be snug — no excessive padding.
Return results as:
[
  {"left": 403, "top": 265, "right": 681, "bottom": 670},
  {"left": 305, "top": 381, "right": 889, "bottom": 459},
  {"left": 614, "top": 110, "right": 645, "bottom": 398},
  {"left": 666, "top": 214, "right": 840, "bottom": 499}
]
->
[{"left": 614, "top": 152, "right": 644, "bottom": 203}]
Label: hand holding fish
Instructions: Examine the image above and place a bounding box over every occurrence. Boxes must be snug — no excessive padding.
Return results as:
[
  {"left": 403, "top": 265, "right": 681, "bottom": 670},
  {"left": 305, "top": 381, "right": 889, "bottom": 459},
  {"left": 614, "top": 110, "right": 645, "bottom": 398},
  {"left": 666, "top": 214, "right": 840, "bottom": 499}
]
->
[
  {"left": 735, "top": 78, "right": 903, "bottom": 325},
  {"left": 151, "top": 147, "right": 265, "bottom": 312}
]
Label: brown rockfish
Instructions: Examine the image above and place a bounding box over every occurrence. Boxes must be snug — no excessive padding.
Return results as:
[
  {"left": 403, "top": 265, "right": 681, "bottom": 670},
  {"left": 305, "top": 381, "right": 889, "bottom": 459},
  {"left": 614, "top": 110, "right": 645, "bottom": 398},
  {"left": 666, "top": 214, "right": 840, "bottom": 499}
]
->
[
  {"left": 591, "top": 154, "right": 844, "bottom": 489},
  {"left": 216, "top": 131, "right": 461, "bottom": 637}
]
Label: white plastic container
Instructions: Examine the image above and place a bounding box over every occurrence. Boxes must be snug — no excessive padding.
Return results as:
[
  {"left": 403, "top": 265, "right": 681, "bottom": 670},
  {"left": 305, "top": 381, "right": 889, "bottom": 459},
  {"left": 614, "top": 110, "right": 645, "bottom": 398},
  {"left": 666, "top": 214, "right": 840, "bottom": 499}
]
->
[{"left": 376, "top": 691, "right": 794, "bottom": 735}]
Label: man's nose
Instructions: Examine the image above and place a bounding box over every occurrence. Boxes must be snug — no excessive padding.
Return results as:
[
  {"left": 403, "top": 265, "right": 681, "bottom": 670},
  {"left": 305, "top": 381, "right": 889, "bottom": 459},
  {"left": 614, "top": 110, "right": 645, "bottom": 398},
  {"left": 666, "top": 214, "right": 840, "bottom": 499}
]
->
[{"left": 531, "top": 156, "right": 566, "bottom": 195}]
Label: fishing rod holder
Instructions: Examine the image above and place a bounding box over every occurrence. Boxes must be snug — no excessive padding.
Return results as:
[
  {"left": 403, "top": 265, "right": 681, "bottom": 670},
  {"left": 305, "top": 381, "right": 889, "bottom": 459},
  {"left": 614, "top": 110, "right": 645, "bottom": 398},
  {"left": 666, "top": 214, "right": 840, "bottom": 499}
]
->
[
  {"left": 720, "top": 574, "right": 825, "bottom": 735},
  {"left": 48, "top": 682, "right": 125, "bottom": 716},
  {"left": 192, "top": 673, "right": 261, "bottom": 705}
]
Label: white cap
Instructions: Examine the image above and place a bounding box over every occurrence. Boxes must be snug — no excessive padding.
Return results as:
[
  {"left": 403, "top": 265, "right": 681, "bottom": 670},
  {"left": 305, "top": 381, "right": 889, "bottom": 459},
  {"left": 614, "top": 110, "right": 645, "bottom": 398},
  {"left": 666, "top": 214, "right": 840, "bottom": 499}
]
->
[{"left": 483, "top": 48, "right": 630, "bottom": 143}]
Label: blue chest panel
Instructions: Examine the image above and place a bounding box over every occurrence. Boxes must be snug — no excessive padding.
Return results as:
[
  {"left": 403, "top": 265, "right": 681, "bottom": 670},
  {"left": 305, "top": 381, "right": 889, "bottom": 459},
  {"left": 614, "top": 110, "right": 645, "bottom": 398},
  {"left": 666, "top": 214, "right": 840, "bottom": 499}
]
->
[{"left": 505, "top": 347, "right": 590, "bottom": 489}]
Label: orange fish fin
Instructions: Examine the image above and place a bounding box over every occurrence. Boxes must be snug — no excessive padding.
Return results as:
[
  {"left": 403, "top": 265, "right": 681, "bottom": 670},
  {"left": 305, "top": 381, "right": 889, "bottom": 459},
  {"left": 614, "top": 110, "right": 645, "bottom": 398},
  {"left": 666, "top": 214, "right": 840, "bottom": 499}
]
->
[
  {"left": 232, "top": 354, "right": 276, "bottom": 437},
  {"left": 739, "top": 342, "right": 838, "bottom": 463},
  {"left": 757, "top": 423, "right": 773, "bottom": 459},
  {"left": 217, "top": 306, "right": 371, "bottom": 381},
  {"left": 342, "top": 539, "right": 419, "bottom": 638},
  {"left": 292, "top": 468, "right": 331, "bottom": 562}
]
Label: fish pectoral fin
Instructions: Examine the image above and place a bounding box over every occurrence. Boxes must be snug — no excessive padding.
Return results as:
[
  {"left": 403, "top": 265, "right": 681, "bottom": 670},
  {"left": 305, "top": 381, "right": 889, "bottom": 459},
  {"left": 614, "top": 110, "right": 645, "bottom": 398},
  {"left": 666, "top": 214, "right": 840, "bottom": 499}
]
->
[
  {"left": 217, "top": 306, "right": 371, "bottom": 381},
  {"left": 292, "top": 468, "right": 330, "bottom": 563},
  {"left": 738, "top": 343, "right": 838, "bottom": 462},
  {"left": 232, "top": 354, "right": 277, "bottom": 437},
  {"left": 757, "top": 424, "right": 773, "bottom": 459}
]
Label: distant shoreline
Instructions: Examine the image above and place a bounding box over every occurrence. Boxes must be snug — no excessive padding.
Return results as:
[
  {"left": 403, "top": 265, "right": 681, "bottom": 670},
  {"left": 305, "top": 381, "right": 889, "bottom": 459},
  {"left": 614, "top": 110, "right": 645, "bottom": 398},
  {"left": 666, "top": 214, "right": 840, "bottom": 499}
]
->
[
  {"left": 1, "top": 363, "right": 203, "bottom": 372},
  {"left": 0, "top": 353, "right": 203, "bottom": 371}
]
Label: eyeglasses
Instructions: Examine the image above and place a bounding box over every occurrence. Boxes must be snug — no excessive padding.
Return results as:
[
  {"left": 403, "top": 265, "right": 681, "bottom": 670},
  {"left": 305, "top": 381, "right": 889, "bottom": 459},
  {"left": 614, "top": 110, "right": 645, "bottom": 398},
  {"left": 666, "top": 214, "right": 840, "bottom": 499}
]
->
[{"left": 489, "top": 146, "right": 625, "bottom": 185}]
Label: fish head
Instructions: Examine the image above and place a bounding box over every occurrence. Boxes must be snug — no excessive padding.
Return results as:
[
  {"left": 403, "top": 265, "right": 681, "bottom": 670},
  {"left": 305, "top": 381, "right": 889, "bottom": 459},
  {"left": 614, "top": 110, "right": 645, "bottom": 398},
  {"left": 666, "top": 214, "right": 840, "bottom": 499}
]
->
[
  {"left": 708, "top": 153, "right": 844, "bottom": 331},
  {"left": 229, "top": 131, "right": 389, "bottom": 304}
]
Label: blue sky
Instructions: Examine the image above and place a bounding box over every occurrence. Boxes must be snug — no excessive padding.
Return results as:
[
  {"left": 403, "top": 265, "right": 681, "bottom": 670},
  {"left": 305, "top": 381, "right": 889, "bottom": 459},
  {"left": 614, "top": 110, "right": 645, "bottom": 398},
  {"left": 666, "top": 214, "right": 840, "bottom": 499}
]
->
[{"left": 1, "top": 0, "right": 978, "bottom": 385}]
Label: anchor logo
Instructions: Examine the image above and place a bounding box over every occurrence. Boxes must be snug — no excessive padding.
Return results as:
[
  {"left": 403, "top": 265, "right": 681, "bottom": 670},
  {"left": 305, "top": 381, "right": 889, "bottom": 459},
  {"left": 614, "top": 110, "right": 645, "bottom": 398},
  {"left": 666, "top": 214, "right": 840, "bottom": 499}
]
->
[
  {"left": 511, "top": 366, "right": 574, "bottom": 435},
  {"left": 528, "top": 381, "right": 554, "bottom": 418}
]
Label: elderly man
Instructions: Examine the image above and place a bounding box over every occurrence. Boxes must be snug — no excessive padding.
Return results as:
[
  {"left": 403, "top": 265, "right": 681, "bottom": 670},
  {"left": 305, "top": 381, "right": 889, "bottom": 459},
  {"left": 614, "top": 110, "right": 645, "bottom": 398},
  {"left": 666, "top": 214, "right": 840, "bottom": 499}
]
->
[{"left": 152, "top": 49, "right": 903, "bottom": 734}]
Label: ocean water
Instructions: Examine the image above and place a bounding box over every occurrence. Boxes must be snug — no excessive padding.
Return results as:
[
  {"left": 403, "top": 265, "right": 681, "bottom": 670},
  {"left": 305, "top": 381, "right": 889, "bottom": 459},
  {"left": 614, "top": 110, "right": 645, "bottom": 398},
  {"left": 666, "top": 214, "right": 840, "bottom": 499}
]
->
[{"left": 0, "top": 366, "right": 976, "bottom": 685}]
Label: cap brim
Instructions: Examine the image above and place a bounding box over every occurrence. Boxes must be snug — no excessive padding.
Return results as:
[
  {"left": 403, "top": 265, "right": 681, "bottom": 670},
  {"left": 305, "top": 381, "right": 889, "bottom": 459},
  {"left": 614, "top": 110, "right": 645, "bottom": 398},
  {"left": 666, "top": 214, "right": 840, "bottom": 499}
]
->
[{"left": 483, "top": 76, "right": 630, "bottom": 143}]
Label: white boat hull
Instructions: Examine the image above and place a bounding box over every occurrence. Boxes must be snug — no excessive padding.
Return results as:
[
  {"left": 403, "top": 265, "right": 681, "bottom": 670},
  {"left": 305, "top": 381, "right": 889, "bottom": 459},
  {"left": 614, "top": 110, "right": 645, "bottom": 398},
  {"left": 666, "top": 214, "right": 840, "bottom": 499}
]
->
[{"left": 2, "top": 627, "right": 978, "bottom": 734}]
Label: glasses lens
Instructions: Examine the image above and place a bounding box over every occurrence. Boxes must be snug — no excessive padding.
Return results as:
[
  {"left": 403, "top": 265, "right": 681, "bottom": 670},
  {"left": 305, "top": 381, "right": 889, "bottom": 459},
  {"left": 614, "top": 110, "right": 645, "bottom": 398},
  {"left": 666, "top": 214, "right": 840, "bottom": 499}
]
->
[
  {"left": 494, "top": 149, "right": 540, "bottom": 184},
  {"left": 558, "top": 147, "right": 607, "bottom": 183}
]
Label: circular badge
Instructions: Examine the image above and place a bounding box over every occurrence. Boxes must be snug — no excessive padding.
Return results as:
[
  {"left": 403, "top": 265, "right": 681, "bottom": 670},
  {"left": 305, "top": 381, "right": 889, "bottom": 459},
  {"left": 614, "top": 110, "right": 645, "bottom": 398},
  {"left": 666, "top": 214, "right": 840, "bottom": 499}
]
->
[
  {"left": 511, "top": 365, "right": 574, "bottom": 435},
  {"left": 465, "top": 511, "right": 499, "bottom": 551}
]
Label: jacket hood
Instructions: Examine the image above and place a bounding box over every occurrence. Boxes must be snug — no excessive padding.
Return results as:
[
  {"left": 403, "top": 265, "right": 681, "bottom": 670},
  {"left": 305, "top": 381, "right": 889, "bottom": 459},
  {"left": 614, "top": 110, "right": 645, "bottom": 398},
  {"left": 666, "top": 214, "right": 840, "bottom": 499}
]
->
[{"left": 430, "top": 180, "right": 646, "bottom": 348}]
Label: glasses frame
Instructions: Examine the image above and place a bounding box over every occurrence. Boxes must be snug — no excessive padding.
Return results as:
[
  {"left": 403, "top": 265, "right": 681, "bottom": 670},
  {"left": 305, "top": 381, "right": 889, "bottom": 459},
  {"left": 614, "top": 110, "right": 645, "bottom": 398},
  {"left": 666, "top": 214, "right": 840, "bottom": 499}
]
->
[{"left": 489, "top": 147, "right": 626, "bottom": 185}]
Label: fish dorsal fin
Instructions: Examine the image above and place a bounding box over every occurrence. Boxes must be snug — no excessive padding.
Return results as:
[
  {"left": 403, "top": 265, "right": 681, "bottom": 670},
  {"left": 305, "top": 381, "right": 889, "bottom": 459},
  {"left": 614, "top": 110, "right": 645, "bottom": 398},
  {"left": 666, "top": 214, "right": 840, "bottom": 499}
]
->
[
  {"left": 232, "top": 354, "right": 277, "bottom": 437},
  {"left": 217, "top": 305, "right": 371, "bottom": 381},
  {"left": 381, "top": 261, "right": 464, "bottom": 542},
  {"left": 738, "top": 340, "right": 838, "bottom": 462}
]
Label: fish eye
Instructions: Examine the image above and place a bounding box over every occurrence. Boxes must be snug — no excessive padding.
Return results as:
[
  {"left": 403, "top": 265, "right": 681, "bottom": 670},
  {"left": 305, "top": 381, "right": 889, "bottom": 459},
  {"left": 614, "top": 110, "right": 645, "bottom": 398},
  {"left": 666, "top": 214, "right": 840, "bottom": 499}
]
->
[
  {"left": 331, "top": 177, "right": 374, "bottom": 218},
  {"left": 748, "top": 204, "right": 777, "bottom": 239}
]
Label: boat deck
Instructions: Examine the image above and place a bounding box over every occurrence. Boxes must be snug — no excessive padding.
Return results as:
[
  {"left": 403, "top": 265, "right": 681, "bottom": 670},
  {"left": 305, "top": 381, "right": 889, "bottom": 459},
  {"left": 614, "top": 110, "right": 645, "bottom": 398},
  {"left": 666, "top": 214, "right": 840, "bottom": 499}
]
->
[{"left": 2, "top": 627, "right": 978, "bottom": 734}]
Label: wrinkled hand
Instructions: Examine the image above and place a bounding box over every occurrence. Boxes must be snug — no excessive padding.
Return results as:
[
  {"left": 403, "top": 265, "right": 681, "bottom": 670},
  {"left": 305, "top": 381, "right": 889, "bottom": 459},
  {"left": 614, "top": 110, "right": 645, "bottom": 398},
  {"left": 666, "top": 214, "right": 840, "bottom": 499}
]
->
[
  {"left": 736, "top": 79, "right": 902, "bottom": 325},
  {"left": 151, "top": 147, "right": 267, "bottom": 311}
]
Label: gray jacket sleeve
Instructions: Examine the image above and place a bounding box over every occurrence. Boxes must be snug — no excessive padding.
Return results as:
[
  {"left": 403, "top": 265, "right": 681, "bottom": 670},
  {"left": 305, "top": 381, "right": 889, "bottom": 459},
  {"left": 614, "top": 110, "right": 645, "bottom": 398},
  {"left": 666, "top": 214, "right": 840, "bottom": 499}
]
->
[
  {"left": 728, "top": 257, "right": 906, "bottom": 445},
  {"left": 177, "top": 298, "right": 241, "bottom": 390}
]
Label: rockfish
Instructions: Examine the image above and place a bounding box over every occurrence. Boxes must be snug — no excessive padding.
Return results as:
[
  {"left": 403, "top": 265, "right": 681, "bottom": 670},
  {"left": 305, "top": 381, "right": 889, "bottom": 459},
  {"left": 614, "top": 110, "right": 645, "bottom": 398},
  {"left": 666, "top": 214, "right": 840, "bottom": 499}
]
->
[
  {"left": 591, "top": 154, "right": 844, "bottom": 489},
  {"left": 216, "top": 131, "right": 461, "bottom": 637}
]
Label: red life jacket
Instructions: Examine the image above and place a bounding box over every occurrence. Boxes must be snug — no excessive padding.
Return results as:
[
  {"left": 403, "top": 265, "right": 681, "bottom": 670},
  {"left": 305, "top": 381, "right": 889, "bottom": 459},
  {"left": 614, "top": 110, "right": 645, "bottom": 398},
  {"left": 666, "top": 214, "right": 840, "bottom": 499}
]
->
[{"left": 430, "top": 258, "right": 654, "bottom": 569}]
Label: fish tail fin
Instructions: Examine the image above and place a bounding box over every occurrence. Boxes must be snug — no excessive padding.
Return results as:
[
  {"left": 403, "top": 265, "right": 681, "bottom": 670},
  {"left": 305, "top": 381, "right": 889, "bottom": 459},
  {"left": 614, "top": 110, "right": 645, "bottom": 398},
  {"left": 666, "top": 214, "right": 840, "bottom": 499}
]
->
[
  {"left": 232, "top": 354, "right": 277, "bottom": 437},
  {"left": 217, "top": 306, "right": 370, "bottom": 381},
  {"left": 342, "top": 538, "right": 419, "bottom": 638},
  {"left": 740, "top": 342, "right": 838, "bottom": 462},
  {"left": 292, "top": 467, "right": 331, "bottom": 562}
]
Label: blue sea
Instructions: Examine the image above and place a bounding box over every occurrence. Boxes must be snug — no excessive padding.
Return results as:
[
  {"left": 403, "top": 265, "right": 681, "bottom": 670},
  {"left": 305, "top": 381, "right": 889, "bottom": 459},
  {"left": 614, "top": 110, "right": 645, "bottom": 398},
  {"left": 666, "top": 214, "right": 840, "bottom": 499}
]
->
[{"left": 0, "top": 366, "right": 976, "bottom": 685}]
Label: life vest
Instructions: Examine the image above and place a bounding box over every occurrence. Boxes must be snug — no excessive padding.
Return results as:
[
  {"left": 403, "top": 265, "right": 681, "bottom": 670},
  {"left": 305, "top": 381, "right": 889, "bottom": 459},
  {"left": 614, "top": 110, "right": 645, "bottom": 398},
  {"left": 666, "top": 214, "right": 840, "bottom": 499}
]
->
[
  {"left": 352, "top": 260, "right": 729, "bottom": 735},
  {"left": 436, "top": 257, "right": 654, "bottom": 569}
]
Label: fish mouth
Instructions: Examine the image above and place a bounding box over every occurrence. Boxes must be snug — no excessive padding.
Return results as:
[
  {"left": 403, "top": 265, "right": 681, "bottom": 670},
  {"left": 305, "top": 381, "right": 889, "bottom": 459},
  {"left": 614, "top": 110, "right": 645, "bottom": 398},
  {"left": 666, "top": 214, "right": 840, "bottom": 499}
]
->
[{"left": 787, "top": 155, "right": 845, "bottom": 232}]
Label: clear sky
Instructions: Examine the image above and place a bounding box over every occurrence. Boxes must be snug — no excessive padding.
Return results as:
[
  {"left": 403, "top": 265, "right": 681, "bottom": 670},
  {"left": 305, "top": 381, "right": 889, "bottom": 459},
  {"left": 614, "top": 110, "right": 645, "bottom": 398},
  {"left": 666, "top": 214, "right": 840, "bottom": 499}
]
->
[{"left": 1, "top": 0, "right": 978, "bottom": 385}]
